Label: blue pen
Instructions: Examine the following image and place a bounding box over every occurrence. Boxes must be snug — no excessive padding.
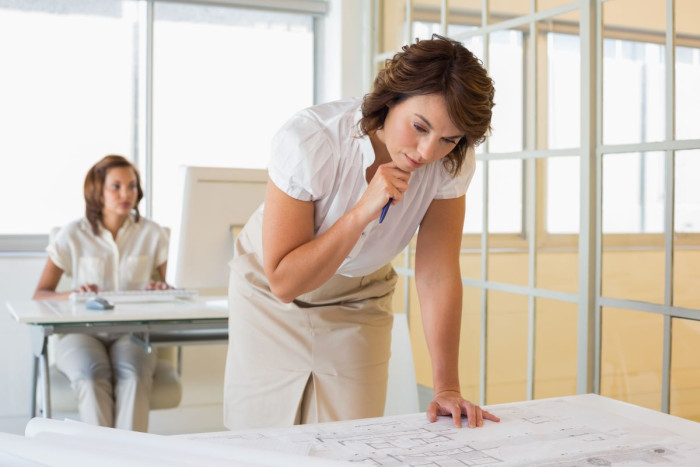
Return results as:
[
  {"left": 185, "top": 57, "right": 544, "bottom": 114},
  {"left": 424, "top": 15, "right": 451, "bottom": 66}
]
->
[{"left": 379, "top": 198, "right": 393, "bottom": 223}]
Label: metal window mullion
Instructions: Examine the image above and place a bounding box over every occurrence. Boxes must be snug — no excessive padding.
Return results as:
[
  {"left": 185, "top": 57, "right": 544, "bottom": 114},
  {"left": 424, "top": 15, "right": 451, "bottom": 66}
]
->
[
  {"left": 476, "top": 148, "right": 580, "bottom": 160},
  {"left": 144, "top": 0, "right": 154, "bottom": 219},
  {"left": 599, "top": 139, "right": 700, "bottom": 153},
  {"left": 461, "top": 278, "right": 578, "bottom": 303},
  {"left": 478, "top": 0, "right": 489, "bottom": 407},
  {"left": 404, "top": 244, "right": 411, "bottom": 325},
  {"left": 577, "top": 0, "right": 597, "bottom": 395},
  {"left": 405, "top": 0, "right": 413, "bottom": 44},
  {"left": 480, "top": 158, "right": 489, "bottom": 407},
  {"left": 661, "top": 0, "right": 676, "bottom": 416},
  {"left": 450, "top": 2, "right": 579, "bottom": 42},
  {"left": 313, "top": 15, "right": 321, "bottom": 104},
  {"left": 166, "top": 0, "right": 328, "bottom": 15},
  {"left": 440, "top": 0, "right": 447, "bottom": 35},
  {"left": 525, "top": 12, "right": 537, "bottom": 401},
  {"left": 598, "top": 297, "right": 700, "bottom": 322},
  {"left": 593, "top": 0, "right": 603, "bottom": 395},
  {"left": 371, "top": 0, "right": 380, "bottom": 91}
]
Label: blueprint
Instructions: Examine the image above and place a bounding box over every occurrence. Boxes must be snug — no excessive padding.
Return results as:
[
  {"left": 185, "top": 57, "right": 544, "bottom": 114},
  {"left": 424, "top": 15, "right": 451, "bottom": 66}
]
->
[{"left": 186, "top": 396, "right": 700, "bottom": 466}]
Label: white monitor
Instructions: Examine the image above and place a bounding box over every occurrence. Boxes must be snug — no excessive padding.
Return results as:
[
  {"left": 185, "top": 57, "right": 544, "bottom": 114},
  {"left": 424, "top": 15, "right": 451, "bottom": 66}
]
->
[{"left": 167, "top": 166, "right": 268, "bottom": 290}]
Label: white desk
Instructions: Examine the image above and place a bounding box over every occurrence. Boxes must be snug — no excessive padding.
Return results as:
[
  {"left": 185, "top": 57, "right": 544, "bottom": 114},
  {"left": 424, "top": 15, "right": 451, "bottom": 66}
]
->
[
  {"left": 3, "top": 394, "right": 699, "bottom": 466},
  {"left": 6, "top": 297, "right": 229, "bottom": 419},
  {"left": 183, "top": 393, "right": 700, "bottom": 465}
]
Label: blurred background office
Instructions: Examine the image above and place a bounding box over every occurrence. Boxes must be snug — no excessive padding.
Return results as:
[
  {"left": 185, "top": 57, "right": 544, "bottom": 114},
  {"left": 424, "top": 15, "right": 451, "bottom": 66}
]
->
[{"left": 1, "top": 0, "right": 698, "bottom": 435}]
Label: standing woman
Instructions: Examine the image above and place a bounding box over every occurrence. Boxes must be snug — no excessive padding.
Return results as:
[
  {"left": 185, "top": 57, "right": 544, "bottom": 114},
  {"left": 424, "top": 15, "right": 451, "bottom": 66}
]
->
[
  {"left": 224, "top": 35, "right": 500, "bottom": 430},
  {"left": 33, "top": 155, "right": 170, "bottom": 432}
]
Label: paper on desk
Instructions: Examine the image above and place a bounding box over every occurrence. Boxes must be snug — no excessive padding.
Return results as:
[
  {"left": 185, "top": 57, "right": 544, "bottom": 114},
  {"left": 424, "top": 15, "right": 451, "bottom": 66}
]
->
[
  {"left": 188, "top": 430, "right": 312, "bottom": 457},
  {"left": 183, "top": 396, "right": 700, "bottom": 466},
  {"left": 3, "top": 429, "right": 183, "bottom": 467},
  {"left": 23, "top": 418, "right": 352, "bottom": 466}
]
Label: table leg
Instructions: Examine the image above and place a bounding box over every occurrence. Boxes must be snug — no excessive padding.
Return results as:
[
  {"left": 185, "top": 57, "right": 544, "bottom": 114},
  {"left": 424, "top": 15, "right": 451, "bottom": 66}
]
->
[
  {"left": 30, "top": 355, "right": 38, "bottom": 418},
  {"left": 30, "top": 326, "right": 52, "bottom": 419},
  {"left": 39, "top": 349, "right": 51, "bottom": 418}
]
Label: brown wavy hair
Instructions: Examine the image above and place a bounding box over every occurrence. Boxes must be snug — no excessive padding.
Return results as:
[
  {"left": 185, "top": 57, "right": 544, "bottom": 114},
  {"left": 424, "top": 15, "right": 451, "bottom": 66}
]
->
[
  {"left": 359, "top": 34, "right": 495, "bottom": 176},
  {"left": 84, "top": 155, "right": 143, "bottom": 235}
]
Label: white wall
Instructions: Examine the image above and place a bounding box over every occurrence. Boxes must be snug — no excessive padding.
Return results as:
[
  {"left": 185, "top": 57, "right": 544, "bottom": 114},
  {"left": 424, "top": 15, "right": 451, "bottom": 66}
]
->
[
  {"left": 0, "top": 256, "right": 42, "bottom": 422},
  {"left": 0, "top": 0, "right": 369, "bottom": 435}
]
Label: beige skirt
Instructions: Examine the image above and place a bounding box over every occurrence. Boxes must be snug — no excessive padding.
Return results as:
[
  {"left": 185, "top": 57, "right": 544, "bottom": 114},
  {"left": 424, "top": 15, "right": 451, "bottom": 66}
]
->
[{"left": 223, "top": 216, "right": 397, "bottom": 431}]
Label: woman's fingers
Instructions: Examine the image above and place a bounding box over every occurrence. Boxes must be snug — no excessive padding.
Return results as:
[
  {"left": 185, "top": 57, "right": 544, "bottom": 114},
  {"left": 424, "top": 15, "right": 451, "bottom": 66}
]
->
[{"left": 427, "top": 396, "right": 500, "bottom": 428}]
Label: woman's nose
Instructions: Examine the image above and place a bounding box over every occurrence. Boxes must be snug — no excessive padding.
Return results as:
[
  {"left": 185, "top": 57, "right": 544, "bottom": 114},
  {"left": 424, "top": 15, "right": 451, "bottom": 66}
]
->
[{"left": 418, "top": 137, "right": 440, "bottom": 162}]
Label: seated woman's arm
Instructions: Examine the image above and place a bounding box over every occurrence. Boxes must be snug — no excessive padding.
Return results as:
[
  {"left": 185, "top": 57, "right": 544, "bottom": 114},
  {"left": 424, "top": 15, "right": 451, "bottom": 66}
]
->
[
  {"left": 146, "top": 262, "right": 171, "bottom": 290},
  {"left": 33, "top": 258, "right": 98, "bottom": 300}
]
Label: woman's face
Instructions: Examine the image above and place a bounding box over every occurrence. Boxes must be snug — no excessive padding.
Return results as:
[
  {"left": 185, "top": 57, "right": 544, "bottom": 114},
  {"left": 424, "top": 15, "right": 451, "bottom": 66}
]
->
[
  {"left": 102, "top": 166, "right": 139, "bottom": 218},
  {"left": 380, "top": 93, "right": 463, "bottom": 172}
]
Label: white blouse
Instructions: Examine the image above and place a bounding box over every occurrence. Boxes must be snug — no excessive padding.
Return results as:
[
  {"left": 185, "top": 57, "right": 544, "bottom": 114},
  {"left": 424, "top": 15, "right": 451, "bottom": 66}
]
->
[
  {"left": 47, "top": 215, "right": 169, "bottom": 291},
  {"left": 266, "top": 98, "right": 476, "bottom": 277}
]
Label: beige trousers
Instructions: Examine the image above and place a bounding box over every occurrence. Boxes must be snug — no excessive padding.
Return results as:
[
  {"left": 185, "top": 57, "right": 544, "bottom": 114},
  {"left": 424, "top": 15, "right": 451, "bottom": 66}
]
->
[
  {"left": 224, "top": 219, "right": 397, "bottom": 431},
  {"left": 55, "top": 333, "right": 157, "bottom": 432}
]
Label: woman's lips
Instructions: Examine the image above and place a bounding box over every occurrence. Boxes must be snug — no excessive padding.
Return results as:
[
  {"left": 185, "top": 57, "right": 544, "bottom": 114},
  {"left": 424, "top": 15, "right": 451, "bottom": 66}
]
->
[{"left": 405, "top": 154, "right": 422, "bottom": 169}]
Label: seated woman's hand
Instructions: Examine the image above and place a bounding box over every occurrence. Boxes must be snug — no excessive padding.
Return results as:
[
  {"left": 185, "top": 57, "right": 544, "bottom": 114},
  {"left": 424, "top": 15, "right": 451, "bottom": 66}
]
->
[
  {"left": 146, "top": 280, "right": 171, "bottom": 290},
  {"left": 426, "top": 389, "right": 500, "bottom": 428},
  {"left": 76, "top": 283, "right": 99, "bottom": 293}
]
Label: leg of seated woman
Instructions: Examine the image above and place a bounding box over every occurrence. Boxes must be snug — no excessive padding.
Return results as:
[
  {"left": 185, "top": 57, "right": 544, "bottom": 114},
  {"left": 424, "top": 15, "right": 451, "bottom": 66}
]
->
[
  {"left": 110, "top": 335, "right": 157, "bottom": 432},
  {"left": 55, "top": 334, "right": 114, "bottom": 427}
]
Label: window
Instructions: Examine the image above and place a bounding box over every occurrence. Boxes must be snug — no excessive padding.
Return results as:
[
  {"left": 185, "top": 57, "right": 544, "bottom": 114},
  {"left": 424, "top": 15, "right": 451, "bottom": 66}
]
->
[
  {"left": 151, "top": 2, "right": 314, "bottom": 231},
  {"left": 602, "top": 152, "right": 665, "bottom": 234},
  {"left": 603, "top": 38, "right": 665, "bottom": 146},
  {"left": 0, "top": 0, "right": 140, "bottom": 234},
  {"left": 0, "top": 0, "right": 317, "bottom": 239}
]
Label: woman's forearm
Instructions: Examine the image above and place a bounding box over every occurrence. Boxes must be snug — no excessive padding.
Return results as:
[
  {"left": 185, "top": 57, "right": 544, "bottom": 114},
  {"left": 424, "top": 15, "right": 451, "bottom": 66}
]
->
[
  {"left": 418, "top": 275, "right": 463, "bottom": 394},
  {"left": 265, "top": 208, "right": 367, "bottom": 302},
  {"left": 33, "top": 290, "right": 71, "bottom": 301}
]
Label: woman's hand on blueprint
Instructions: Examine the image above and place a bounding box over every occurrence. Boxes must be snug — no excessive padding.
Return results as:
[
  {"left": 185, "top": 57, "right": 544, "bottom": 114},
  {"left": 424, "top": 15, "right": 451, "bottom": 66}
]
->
[{"left": 427, "top": 390, "right": 501, "bottom": 428}]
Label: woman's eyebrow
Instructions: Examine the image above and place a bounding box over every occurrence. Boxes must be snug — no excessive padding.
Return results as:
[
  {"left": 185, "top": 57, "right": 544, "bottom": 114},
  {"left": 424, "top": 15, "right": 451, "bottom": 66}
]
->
[{"left": 415, "top": 113, "right": 464, "bottom": 140}]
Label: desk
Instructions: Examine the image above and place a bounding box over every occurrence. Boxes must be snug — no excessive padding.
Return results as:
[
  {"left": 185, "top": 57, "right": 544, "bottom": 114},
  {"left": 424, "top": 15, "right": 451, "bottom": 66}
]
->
[
  {"left": 3, "top": 394, "right": 699, "bottom": 466},
  {"left": 5, "top": 297, "right": 228, "bottom": 419},
  {"left": 183, "top": 393, "right": 700, "bottom": 465}
]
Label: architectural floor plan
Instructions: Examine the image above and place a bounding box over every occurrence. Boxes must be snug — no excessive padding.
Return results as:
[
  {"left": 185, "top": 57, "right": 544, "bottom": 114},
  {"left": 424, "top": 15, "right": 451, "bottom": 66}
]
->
[{"left": 188, "top": 395, "right": 700, "bottom": 466}]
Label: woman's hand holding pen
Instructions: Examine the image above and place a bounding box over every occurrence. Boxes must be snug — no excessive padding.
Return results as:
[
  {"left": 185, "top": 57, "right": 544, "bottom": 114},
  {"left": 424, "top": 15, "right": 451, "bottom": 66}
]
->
[
  {"left": 427, "top": 390, "right": 500, "bottom": 428},
  {"left": 358, "top": 162, "right": 410, "bottom": 223}
]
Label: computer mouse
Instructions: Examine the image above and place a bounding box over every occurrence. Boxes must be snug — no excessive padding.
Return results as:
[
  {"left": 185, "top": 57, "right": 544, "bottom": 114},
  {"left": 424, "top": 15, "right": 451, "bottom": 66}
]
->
[{"left": 85, "top": 297, "right": 115, "bottom": 311}]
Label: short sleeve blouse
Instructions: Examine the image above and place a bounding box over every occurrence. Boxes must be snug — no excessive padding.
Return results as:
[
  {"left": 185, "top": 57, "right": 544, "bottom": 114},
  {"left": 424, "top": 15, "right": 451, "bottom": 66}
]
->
[
  {"left": 46, "top": 215, "right": 169, "bottom": 291},
  {"left": 266, "top": 98, "right": 476, "bottom": 277}
]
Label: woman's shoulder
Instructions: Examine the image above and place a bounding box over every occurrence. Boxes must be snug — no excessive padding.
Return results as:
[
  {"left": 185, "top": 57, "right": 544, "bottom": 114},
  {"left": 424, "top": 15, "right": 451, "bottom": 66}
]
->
[
  {"left": 50, "top": 218, "right": 92, "bottom": 246},
  {"left": 56, "top": 217, "right": 90, "bottom": 236},
  {"left": 430, "top": 146, "right": 476, "bottom": 179},
  {"left": 422, "top": 147, "right": 476, "bottom": 199},
  {"left": 133, "top": 215, "right": 166, "bottom": 233},
  {"left": 281, "top": 99, "right": 361, "bottom": 140},
  {"left": 299, "top": 98, "right": 360, "bottom": 121}
]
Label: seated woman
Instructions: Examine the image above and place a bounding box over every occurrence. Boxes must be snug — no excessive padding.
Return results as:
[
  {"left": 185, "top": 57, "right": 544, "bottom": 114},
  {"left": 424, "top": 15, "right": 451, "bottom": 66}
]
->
[{"left": 33, "top": 155, "right": 170, "bottom": 432}]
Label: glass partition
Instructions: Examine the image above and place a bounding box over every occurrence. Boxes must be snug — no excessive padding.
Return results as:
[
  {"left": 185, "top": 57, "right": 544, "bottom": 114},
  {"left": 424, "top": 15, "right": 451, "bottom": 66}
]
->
[
  {"left": 601, "top": 307, "right": 663, "bottom": 412},
  {"left": 534, "top": 298, "right": 577, "bottom": 399},
  {"left": 486, "top": 291, "right": 528, "bottom": 404}
]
